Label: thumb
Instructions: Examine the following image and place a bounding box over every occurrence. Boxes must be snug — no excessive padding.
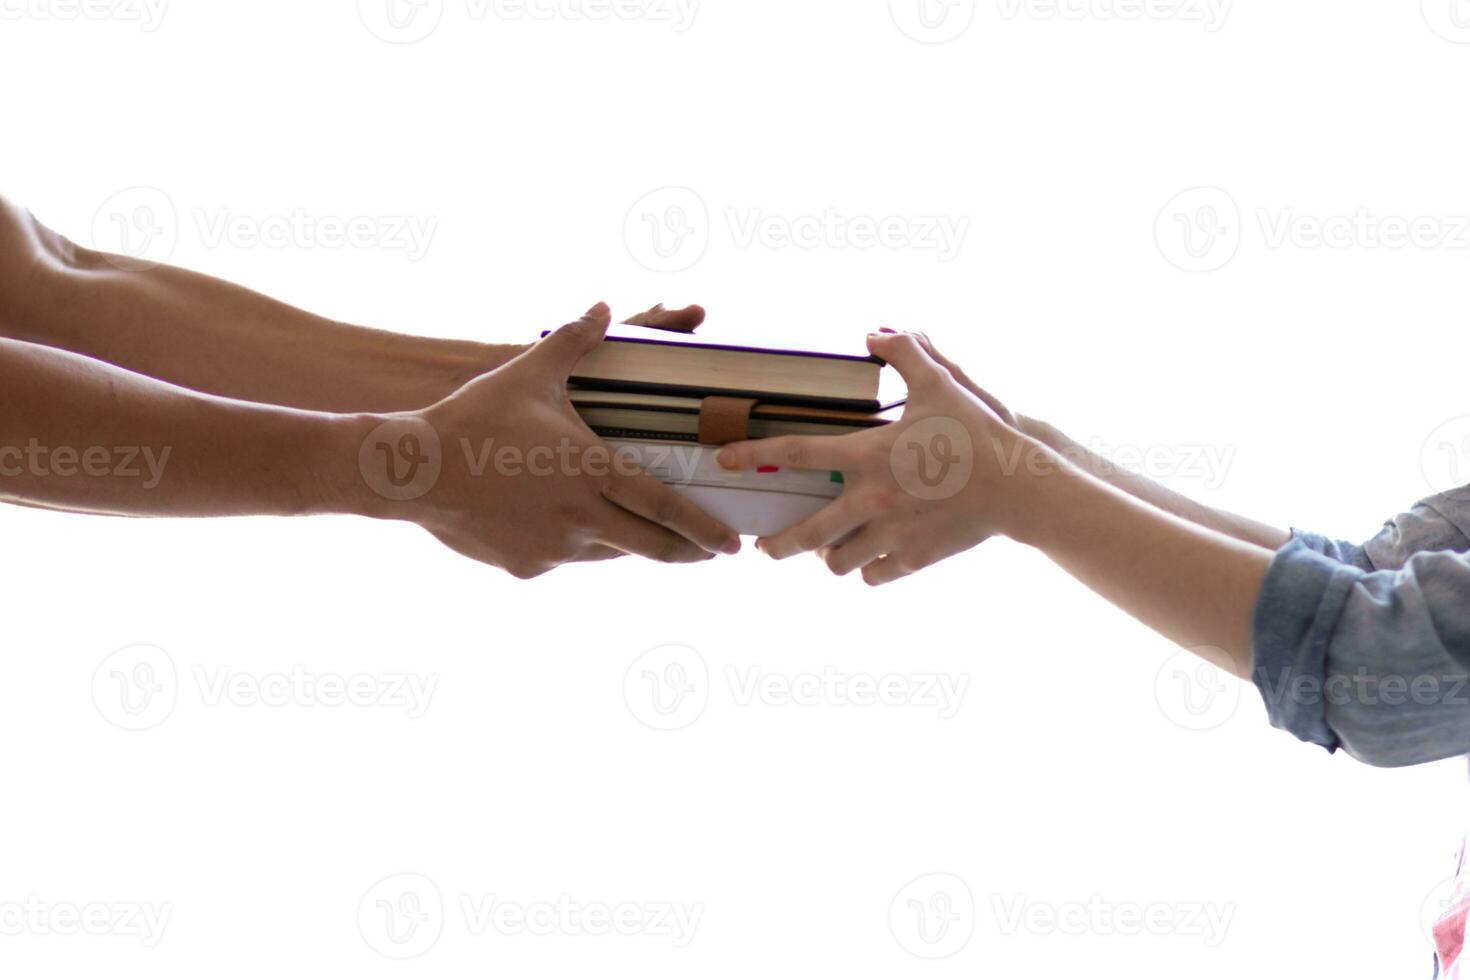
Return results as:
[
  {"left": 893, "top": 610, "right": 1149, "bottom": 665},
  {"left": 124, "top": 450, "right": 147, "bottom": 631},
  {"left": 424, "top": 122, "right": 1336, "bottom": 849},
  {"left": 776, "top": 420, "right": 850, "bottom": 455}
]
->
[
  {"left": 867, "top": 330, "right": 945, "bottom": 390},
  {"left": 530, "top": 301, "right": 612, "bottom": 376}
]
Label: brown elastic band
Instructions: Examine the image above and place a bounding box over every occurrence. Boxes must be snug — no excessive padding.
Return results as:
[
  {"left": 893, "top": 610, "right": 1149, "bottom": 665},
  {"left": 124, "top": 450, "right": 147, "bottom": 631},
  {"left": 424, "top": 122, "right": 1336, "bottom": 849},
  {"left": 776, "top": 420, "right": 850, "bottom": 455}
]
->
[{"left": 697, "top": 396, "right": 758, "bottom": 446}]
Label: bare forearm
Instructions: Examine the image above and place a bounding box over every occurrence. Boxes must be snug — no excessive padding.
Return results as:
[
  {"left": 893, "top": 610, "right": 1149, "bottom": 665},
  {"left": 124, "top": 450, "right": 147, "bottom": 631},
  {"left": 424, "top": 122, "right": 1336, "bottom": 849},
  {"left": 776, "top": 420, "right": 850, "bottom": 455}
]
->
[
  {"left": 1019, "top": 415, "right": 1290, "bottom": 551},
  {"left": 0, "top": 197, "right": 519, "bottom": 412},
  {"left": 0, "top": 335, "right": 373, "bottom": 518},
  {"left": 1004, "top": 437, "right": 1275, "bottom": 678}
]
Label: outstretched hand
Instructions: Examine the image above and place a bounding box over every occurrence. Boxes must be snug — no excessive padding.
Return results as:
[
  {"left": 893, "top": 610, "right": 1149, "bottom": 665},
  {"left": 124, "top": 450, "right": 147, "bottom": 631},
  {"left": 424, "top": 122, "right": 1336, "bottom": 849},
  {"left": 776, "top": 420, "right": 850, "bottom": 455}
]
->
[
  {"left": 716, "top": 331, "right": 1034, "bottom": 585},
  {"left": 380, "top": 303, "right": 740, "bottom": 578}
]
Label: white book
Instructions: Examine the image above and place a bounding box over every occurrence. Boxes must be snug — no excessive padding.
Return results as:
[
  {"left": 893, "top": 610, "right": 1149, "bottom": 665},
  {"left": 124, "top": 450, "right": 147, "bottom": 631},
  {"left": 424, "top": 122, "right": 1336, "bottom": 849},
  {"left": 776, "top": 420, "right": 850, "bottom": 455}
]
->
[{"left": 605, "top": 439, "right": 843, "bottom": 537}]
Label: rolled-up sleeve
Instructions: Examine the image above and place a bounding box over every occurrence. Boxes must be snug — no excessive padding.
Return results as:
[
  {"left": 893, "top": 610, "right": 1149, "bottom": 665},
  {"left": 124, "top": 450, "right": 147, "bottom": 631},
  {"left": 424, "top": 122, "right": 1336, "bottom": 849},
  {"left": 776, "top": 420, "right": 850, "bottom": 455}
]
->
[{"left": 1251, "top": 523, "right": 1470, "bottom": 767}]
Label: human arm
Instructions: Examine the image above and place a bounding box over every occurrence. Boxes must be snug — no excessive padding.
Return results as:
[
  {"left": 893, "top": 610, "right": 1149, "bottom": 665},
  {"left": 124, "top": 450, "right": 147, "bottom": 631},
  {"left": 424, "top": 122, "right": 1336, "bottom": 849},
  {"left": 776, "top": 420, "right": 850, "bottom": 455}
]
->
[
  {"left": 0, "top": 305, "right": 739, "bottom": 575},
  {"left": 718, "top": 331, "right": 1470, "bottom": 766},
  {"left": 0, "top": 194, "right": 701, "bottom": 413},
  {"left": 902, "top": 331, "right": 1291, "bottom": 551}
]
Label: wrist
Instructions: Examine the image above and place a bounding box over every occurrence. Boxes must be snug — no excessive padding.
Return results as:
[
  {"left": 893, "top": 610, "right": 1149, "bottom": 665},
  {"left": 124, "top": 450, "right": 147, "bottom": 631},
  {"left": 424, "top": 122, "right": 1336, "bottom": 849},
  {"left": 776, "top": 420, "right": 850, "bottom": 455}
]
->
[
  {"left": 314, "top": 411, "right": 426, "bottom": 522},
  {"left": 983, "top": 430, "right": 1077, "bottom": 546}
]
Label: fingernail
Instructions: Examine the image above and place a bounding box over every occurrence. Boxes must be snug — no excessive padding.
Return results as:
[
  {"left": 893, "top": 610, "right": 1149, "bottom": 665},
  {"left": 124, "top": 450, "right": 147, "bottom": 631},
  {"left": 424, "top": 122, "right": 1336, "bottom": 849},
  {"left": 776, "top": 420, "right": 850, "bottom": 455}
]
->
[
  {"left": 585, "top": 302, "right": 610, "bottom": 318},
  {"left": 716, "top": 448, "right": 737, "bottom": 469},
  {"left": 878, "top": 326, "right": 897, "bottom": 334},
  {"left": 722, "top": 537, "right": 742, "bottom": 555}
]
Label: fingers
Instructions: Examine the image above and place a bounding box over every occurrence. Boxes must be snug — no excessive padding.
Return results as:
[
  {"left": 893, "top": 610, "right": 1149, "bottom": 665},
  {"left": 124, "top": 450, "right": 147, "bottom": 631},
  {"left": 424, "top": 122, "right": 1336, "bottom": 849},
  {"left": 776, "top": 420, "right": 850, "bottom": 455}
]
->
[
  {"left": 860, "top": 553, "right": 921, "bottom": 587},
  {"left": 866, "top": 331, "right": 947, "bottom": 389},
  {"left": 528, "top": 302, "right": 613, "bottom": 378},
  {"left": 716, "top": 433, "right": 861, "bottom": 473},
  {"left": 592, "top": 503, "right": 719, "bottom": 564},
  {"left": 756, "top": 495, "right": 866, "bottom": 560},
  {"left": 601, "top": 473, "right": 740, "bottom": 555},
  {"left": 820, "top": 524, "right": 891, "bottom": 576},
  {"left": 622, "top": 303, "right": 705, "bottom": 333}
]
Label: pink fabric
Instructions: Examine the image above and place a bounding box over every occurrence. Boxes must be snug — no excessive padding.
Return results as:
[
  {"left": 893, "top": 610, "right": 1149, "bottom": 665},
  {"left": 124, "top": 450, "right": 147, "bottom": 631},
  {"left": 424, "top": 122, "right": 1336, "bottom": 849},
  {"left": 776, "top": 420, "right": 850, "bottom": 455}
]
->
[{"left": 1436, "top": 882, "right": 1470, "bottom": 977}]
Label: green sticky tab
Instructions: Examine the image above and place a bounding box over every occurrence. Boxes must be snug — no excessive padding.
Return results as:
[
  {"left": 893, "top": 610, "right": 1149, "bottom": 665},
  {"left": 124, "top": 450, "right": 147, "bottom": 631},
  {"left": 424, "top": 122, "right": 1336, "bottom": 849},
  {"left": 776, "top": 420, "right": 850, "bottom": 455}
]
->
[{"left": 830, "top": 471, "right": 844, "bottom": 484}]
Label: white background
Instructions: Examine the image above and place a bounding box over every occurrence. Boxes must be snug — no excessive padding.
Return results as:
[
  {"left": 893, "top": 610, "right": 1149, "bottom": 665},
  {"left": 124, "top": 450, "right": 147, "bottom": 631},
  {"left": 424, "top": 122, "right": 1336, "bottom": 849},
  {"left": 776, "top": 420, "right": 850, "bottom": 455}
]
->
[{"left": 2, "top": 0, "right": 1469, "bottom": 976}]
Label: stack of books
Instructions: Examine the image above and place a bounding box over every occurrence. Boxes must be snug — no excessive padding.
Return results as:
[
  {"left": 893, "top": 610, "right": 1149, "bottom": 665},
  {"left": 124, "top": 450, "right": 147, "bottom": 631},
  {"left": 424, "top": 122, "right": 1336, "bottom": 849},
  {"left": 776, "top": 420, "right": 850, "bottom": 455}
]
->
[{"left": 560, "top": 329, "right": 904, "bottom": 536}]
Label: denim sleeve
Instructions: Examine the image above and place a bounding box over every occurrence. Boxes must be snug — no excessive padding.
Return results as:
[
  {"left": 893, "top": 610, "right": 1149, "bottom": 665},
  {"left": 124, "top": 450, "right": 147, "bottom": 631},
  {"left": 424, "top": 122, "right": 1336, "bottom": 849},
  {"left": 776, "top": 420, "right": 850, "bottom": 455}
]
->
[
  {"left": 1251, "top": 526, "right": 1470, "bottom": 768},
  {"left": 1361, "top": 492, "right": 1470, "bottom": 571}
]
